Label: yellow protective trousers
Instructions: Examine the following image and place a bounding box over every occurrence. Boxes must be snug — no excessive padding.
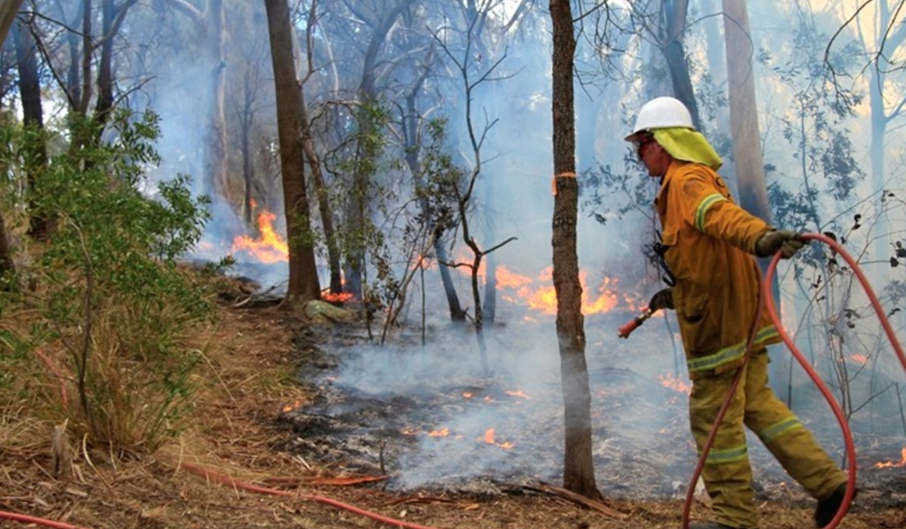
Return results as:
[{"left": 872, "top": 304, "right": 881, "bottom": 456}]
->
[{"left": 689, "top": 350, "right": 848, "bottom": 528}]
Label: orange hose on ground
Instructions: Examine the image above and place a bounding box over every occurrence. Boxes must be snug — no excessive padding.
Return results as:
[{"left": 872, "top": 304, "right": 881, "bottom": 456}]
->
[
  {"left": 682, "top": 233, "right": 906, "bottom": 529},
  {"left": 0, "top": 510, "right": 90, "bottom": 529},
  {"left": 180, "top": 461, "right": 447, "bottom": 529}
]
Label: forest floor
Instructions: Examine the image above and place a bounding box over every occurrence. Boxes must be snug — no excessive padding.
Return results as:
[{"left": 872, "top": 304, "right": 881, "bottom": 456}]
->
[{"left": 2, "top": 288, "right": 906, "bottom": 529}]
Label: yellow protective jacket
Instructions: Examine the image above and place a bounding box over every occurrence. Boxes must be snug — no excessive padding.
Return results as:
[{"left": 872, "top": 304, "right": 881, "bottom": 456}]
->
[{"left": 655, "top": 160, "right": 781, "bottom": 379}]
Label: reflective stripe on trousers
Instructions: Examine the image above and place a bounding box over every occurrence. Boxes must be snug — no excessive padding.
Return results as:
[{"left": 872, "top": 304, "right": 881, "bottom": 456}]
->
[{"left": 689, "top": 350, "right": 847, "bottom": 529}]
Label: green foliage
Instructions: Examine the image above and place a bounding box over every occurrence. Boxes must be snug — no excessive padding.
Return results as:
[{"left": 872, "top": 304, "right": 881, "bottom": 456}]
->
[{"left": 0, "top": 108, "right": 214, "bottom": 454}]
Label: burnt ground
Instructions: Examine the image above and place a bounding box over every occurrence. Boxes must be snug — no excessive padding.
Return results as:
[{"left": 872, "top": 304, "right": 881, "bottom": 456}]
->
[
  {"left": 2, "top": 299, "right": 906, "bottom": 529},
  {"left": 277, "top": 306, "right": 906, "bottom": 527}
]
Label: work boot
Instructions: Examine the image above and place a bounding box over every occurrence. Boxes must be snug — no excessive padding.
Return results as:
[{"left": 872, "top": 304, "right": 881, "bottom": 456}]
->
[
  {"left": 689, "top": 522, "right": 742, "bottom": 529},
  {"left": 815, "top": 483, "right": 855, "bottom": 528}
]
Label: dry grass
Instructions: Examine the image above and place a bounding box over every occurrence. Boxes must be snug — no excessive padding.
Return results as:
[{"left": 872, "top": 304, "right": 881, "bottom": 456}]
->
[{"left": 1, "top": 297, "right": 904, "bottom": 529}]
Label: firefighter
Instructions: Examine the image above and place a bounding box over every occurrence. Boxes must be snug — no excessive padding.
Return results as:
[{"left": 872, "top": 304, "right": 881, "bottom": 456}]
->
[{"left": 625, "top": 96, "right": 850, "bottom": 529}]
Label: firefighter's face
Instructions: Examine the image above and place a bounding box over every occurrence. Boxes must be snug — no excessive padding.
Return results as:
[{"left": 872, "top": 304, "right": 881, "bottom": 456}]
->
[{"left": 635, "top": 133, "right": 669, "bottom": 177}]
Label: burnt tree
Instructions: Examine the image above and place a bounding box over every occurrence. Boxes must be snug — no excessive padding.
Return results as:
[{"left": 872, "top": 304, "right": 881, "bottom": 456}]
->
[{"left": 549, "top": 0, "right": 601, "bottom": 500}]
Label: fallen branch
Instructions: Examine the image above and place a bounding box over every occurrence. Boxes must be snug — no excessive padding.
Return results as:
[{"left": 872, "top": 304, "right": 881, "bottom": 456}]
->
[{"left": 522, "top": 481, "right": 627, "bottom": 520}]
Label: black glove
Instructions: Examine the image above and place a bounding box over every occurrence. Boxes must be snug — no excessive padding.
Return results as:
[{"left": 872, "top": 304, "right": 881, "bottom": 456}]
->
[
  {"left": 755, "top": 229, "right": 805, "bottom": 259},
  {"left": 648, "top": 288, "right": 674, "bottom": 311}
]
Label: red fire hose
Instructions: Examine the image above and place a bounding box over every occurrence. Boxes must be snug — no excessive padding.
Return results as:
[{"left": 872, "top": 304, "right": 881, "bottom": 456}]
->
[
  {"left": 618, "top": 233, "right": 906, "bottom": 527},
  {"left": 673, "top": 233, "right": 906, "bottom": 529}
]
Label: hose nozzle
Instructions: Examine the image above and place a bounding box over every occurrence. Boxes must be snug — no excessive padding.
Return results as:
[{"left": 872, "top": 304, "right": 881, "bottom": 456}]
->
[{"left": 618, "top": 309, "right": 654, "bottom": 339}]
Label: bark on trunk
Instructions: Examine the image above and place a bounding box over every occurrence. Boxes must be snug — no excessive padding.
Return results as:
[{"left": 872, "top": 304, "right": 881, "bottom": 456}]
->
[
  {"left": 722, "top": 0, "right": 771, "bottom": 223},
  {"left": 663, "top": 0, "right": 701, "bottom": 130},
  {"left": 264, "top": 0, "right": 321, "bottom": 302},
  {"left": 0, "top": 0, "right": 24, "bottom": 46},
  {"left": 549, "top": 0, "right": 601, "bottom": 500},
  {"left": 13, "top": 18, "right": 49, "bottom": 239}
]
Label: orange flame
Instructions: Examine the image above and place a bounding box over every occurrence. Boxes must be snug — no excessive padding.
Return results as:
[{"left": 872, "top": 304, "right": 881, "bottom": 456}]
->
[
  {"left": 428, "top": 427, "right": 450, "bottom": 437},
  {"left": 875, "top": 447, "right": 906, "bottom": 468},
  {"left": 281, "top": 400, "right": 301, "bottom": 413},
  {"left": 480, "top": 428, "right": 514, "bottom": 450},
  {"left": 505, "top": 390, "right": 530, "bottom": 400},
  {"left": 851, "top": 354, "right": 869, "bottom": 365},
  {"left": 322, "top": 291, "right": 354, "bottom": 303},
  {"left": 495, "top": 265, "right": 640, "bottom": 315},
  {"left": 232, "top": 210, "right": 288, "bottom": 263}
]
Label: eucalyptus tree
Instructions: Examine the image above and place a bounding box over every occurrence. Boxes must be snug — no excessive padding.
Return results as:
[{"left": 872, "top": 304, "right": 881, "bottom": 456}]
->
[
  {"left": 12, "top": 14, "right": 48, "bottom": 239},
  {"left": 328, "top": 0, "right": 419, "bottom": 300},
  {"left": 722, "top": 0, "right": 772, "bottom": 225},
  {"left": 263, "top": 0, "right": 321, "bottom": 303},
  {"left": 164, "top": 0, "right": 228, "bottom": 201},
  {"left": 550, "top": 0, "right": 600, "bottom": 501}
]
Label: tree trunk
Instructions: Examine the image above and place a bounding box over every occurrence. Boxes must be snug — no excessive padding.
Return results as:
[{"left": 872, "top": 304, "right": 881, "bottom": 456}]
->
[
  {"left": 302, "top": 131, "right": 342, "bottom": 295},
  {"left": 12, "top": 18, "right": 49, "bottom": 239},
  {"left": 0, "top": 0, "right": 24, "bottom": 45},
  {"left": 0, "top": 0, "right": 16, "bottom": 275},
  {"left": 343, "top": 0, "right": 418, "bottom": 298},
  {"left": 663, "top": 0, "right": 701, "bottom": 129},
  {"left": 722, "top": 0, "right": 771, "bottom": 223},
  {"left": 207, "top": 0, "right": 228, "bottom": 200},
  {"left": 264, "top": 0, "right": 321, "bottom": 303},
  {"left": 549, "top": 0, "right": 601, "bottom": 500}
]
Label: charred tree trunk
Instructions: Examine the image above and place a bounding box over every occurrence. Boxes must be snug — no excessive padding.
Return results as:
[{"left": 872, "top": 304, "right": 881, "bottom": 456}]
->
[
  {"left": 549, "top": 0, "right": 601, "bottom": 500},
  {"left": 264, "top": 0, "right": 321, "bottom": 303},
  {"left": 434, "top": 239, "right": 465, "bottom": 320},
  {"left": 13, "top": 18, "right": 49, "bottom": 239}
]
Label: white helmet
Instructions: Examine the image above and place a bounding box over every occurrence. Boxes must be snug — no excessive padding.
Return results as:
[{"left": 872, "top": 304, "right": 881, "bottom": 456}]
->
[{"left": 624, "top": 96, "right": 694, "bottom": 141}]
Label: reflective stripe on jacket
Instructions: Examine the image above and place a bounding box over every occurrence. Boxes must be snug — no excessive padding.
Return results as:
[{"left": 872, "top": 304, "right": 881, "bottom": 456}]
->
[{"left": 655, "top": 160, "right": 779, "bottom": 378}]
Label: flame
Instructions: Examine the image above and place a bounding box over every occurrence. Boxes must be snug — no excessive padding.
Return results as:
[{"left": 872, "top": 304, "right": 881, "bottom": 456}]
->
[
  {"left": 496, "top": 267, "right": 533, "bottom": 289},
  {"left": 282, "top": 400, "right": 301, "bottom": 413},
  {"left": 851, "top": 354, "right": 869, "bottom": 365},
  {"left": 480, "top": 428, "right": 514, "bottom": 450},
  {"left": 322, "top": 291, "right": 354, "bottom": 303},
  {"left": 505, "top": 390, "right": 530, "bottom": 400},
  {"left": 659, "top": 374, "right": 691, "bottom": 395},
  {"left": 232, "top": 210, "right": 288, "bottom": 263},
  {"left": 496, "top": 265, "right": 639, "bottom": 315},
  {"left": 482, "top": 428, "right": 496, "bottom": 444},
  {"left": 428, "top": 427, "right": 450, "bottom": 437},
  {"left": 462, "top": 392, "right": 474, "bottom": 399},
  {"left": 875, "top": 447, "right": 906, "bottom": 468}
]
